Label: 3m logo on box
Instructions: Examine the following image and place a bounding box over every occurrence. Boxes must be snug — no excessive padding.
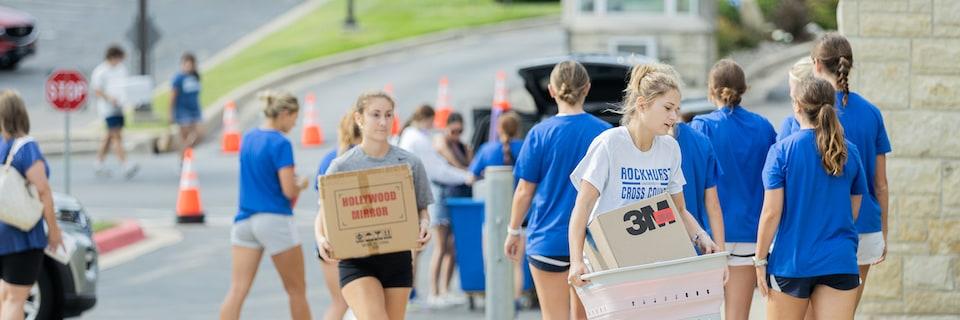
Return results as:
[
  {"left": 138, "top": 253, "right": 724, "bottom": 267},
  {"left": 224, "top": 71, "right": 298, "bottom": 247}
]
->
[
  {"left": 624, "top": 200, "right": 677, "bottom": 236},
  {"left": 319, "top": 165, "right": 419, "bottom": 260},
  {"left": 585, "top": 193, "right": 696, "bottom": 270}
]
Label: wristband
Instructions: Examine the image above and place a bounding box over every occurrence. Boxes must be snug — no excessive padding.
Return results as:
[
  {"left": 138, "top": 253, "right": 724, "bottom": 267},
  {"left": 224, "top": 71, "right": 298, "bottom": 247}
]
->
[
  {"left": 507, "top": 227, "right": 522, "bottom": 236},
  {"left": 753, "top": 256, "right": 768, "bottom": 267}
]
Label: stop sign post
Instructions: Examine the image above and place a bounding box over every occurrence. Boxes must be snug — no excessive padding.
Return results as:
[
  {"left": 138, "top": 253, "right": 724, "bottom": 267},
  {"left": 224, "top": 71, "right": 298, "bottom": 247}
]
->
[{"left": 46, "top": 70, "right": 88, "bottom": 194}]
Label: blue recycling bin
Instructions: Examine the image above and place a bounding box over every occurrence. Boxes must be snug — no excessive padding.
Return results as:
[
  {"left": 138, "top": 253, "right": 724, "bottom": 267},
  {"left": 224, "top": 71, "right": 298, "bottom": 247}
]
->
[{"left": 446, "top": 197, "right": 533, "bottom": 294}]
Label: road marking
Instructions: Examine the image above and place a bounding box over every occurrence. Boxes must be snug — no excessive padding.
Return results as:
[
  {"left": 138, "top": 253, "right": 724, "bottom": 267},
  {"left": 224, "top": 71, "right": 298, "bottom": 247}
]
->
[{"left": 99, "top": 224, "right": 183, "bottom": 271}]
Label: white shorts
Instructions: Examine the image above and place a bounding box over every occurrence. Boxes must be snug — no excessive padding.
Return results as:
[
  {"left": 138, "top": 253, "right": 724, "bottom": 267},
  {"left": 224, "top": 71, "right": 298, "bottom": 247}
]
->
[
  {"left": 231, "top": 213, "right": 300, "bottom": 256},
  {"left": 727, "top": 242, "right": 757, "bottom": 266},
  {"left": 857, "top": 232, "right": 885, "bottom": 265}
]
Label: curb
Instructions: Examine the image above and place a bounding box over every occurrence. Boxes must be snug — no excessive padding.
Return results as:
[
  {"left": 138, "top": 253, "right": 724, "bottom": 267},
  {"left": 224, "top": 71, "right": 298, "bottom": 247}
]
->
[{"left": 93, "top": 219, "right": 146, "bottom": 255}]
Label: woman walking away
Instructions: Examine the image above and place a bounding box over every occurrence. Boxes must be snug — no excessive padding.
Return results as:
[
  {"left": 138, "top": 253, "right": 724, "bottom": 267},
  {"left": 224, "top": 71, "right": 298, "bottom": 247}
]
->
[
  {"left": 169, "top": 52, "right": 204, "bottom": 154},
  {"left": 314, "top": 112, "right": 362, "bottom": 320},
  {"left": 779, "top": 34, "right": 892, "bottom": 313},
  {"left": 503, "top": 60, "right": 611, "bottom": 320},
  {"left": 672, "top": 120, "right": 726, "bottom": 255},
  {"left": 756, "top": 76, "right": 866, "bottom": 320},
  {"left": 220, "top": 91, "right": 312, "bottom": 320},
  {"left": 690, "top": 59, "right": 777, "bottom": 320},
  {"left": 568, "top": 62, "right": 720, "bottom": 288},
  {"left": 316, "top": 91, "right": 433, "bottom": 320},
  {"left": 0, "top": 90, "right": 62, "bottom": 320}
]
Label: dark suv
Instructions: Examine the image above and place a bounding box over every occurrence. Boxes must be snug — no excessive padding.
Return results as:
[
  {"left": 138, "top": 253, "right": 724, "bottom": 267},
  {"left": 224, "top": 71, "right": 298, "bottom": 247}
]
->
[
  {"left": 470, "top": 54, "right": 713, "bottom": 147},
  {"left": 0, "top": 6, "right": 37, "bottom": 70},
  {"left": 25, "top": 194, "right": 99, "bottom": 320}
]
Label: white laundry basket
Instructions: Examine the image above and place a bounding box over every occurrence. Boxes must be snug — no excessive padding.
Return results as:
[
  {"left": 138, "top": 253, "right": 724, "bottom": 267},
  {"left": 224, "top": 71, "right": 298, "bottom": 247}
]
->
[{"left": 576, "top": 252, "right": 729, "bottom": 320}]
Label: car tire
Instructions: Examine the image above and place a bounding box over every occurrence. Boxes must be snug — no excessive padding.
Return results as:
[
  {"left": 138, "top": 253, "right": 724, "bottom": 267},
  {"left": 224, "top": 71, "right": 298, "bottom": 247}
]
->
[
  {"left": 26, "top": 267, "right": 61, "bottom": 320},
  {"left": 0, "top": 59, "right": 19, "bottom": 71}
]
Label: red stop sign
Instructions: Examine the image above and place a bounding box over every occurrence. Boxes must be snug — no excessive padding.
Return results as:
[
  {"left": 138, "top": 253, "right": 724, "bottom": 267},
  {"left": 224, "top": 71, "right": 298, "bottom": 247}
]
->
[{"left": 46, "top": 70, "right": 88, "bottom": 112}]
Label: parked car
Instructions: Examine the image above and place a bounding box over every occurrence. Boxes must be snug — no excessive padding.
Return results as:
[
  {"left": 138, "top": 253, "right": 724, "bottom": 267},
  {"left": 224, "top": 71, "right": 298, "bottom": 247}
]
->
[
  {"left": 0, "top": 5, "right": 37, "bottom": 70},
  {"left": 25, "top": 193, "right": 98, "bottom": 320},
  {"left": 470, "top": 54, "right": 714, "bottom": 147}
]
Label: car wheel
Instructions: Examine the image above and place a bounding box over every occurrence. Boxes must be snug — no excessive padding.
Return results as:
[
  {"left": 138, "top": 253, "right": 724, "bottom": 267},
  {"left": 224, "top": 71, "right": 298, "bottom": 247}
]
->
[
  {"left": 25, "top": 268, "right": 59, "bottom": 320},
  {"left": 0, "top": 59, "right": 18, "bottom": 71}
]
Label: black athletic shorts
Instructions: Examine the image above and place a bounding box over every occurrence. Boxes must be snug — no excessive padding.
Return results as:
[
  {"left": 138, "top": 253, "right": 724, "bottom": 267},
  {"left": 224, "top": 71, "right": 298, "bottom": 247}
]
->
[
  {"left": 339, "top": 251, "right": 413, "bottom": 288},
  {"left": 0, "top": 249, "right": 44, "bottom": 286},
  {"left": 768, "top": 273, "right": 861, "bottom": 299},
  {"left": 528, "top": 255, "right": 570, "bottom": 272}
]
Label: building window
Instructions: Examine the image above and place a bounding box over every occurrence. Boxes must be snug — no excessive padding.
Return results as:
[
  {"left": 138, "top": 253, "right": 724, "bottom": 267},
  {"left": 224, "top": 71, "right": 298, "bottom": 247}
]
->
[
  {"left": 607, "top": 0, "right": 665, "bottom": 13},
  {"left": 581, "top": 0, "right": 698, "bottom": 15},
  {"left": 609, "top": 37, "right": 658, "bottom": 60},
  {"left": 580, "top": 0, "right": 595, "bottom": 12}
]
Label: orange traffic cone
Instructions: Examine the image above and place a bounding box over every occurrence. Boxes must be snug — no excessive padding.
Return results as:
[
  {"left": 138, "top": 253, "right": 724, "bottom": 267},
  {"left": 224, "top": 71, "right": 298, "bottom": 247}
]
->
[
  {"left": 434, "top": 76, "right": 452, "bottom": 129},
  {"left": 301, "top": 92, "right": 324, "bottom": 148},
  {"left": 221, "top": 101, "right": 241, "bottom": 154},
  {"left": 385, "top": 83, "right": 401, "bottom": 137},
  {"left": 489, "top": 70, "right": 512, "bottom": 142},
  {"left": 493, "top": 70, "right": 511, "bottom": 111},
  {"left": 176, "top": 148, "right": 205, "bottom": 223}
]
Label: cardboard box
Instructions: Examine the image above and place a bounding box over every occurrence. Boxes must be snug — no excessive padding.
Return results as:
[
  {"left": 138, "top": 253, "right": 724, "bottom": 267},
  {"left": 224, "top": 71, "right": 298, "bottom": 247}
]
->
[
  {"left": 319, "top": 164, "right": 420, "bottom": 260},
  {"left": 583, "top": 230, "right": 609, "bottom": 273},
  {"left": 586, "top": 192, "right": 696, "bottom": 270}
]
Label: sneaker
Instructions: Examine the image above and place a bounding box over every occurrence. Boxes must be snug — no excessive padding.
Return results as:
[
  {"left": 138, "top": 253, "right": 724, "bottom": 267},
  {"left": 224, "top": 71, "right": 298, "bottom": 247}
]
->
[
  {"left": 121, "top": 163, "right": 140, "bottom": 180},
  {"left": 441, "top": 294, "right": 467, "bottom": 306},
  {"left": 94, "top": 162, "right": 111, "bottom": 178},
  {"left": 427, "top": 295, "right": 452, "bottom": 309}
]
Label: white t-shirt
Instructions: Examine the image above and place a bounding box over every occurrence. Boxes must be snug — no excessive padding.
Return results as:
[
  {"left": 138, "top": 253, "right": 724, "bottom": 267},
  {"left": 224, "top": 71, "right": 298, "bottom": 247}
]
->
[
  {"left": 571, "top": 126, "right": 686, "bottom": 221},
  {"left": 398, "top": 126, "right": 469, "bottom": 185},
  {"left": 90, "top": 61, "right": 129, "bottom": 119}
]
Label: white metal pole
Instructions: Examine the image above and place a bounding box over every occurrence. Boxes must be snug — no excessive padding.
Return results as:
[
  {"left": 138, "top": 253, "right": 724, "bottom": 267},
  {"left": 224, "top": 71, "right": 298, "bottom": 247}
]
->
[{"left": 484, "top": 166, "right": 515, "bottom": 319}]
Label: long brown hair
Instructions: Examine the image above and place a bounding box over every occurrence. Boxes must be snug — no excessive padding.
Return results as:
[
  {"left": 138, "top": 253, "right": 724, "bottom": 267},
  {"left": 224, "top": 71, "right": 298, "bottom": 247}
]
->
[
  {"left": 337, "top": 111, "right": 361, "bottom": 155},
  {"left": 795, "top": 77, "right": 847, "bottom": 176},
  {"left": 708, "top": 59, "right": 747, "bottom": 109},
  {"left": 497, "top": 111, "right": 521, "bottom": 165},
  {"left": 550, "top": 60, "right": 591, "bottom": 105},
  {"left": 812, "top": 32, "right": 853, "bottom": 106}
]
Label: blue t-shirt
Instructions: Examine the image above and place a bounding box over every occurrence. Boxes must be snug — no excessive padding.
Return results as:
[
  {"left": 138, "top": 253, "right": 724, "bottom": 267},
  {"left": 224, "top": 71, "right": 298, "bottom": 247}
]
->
[
  {"left": 690, "top": 107, "right": 776, "bottom": 242},
  {"left": 469, "top": 139, "right": 523, "bottom": 179},
  {"left": 763, "top": 129, "right": 868, "bottom": 277},
  {"left": 172, "top": 72, "right": 202, "bottom": 122},
  {"left": 675, "top": 123, "right": 722, "bottom": 237},
  {"left": 515, "top": 113, "right": 611, "bottom": 256},
  {"left": 0, "top": 138, "right": 50, "bottom": 255},
  {"left": 775, "top": 92, "right": 891, "bottom": 233},
  {"left": 315, "top": 148, "right": 340, "bottom": 190},
  {"left": 236, "top": 128, "right": 295, "bottom": 221}
]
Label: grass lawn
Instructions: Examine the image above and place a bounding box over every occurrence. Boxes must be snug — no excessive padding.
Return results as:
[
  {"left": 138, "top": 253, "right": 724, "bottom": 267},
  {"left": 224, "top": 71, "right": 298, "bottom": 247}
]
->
[
  {"left": 92, "top": 220, "right": 117, "bottom": 233},
  {"left": 146, "top": 0, "right": 559, "bottom": 126}
]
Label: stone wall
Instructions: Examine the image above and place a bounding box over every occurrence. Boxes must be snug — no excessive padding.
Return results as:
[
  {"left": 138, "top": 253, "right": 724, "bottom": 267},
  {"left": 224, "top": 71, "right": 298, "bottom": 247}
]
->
[{"left": 838, "top": 0, "right": 960, "bottom": 318}]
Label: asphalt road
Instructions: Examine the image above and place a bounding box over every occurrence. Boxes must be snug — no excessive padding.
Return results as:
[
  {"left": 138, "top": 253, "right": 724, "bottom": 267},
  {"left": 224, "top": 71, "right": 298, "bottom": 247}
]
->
[{"left": 0, "top": 0, "right": 303, "bottom": 135}]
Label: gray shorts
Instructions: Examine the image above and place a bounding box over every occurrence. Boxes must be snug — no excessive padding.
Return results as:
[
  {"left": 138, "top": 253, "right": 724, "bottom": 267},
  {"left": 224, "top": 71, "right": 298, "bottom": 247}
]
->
[{"left": 231, "top": 213, "right": 300, "bottom": 256}]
